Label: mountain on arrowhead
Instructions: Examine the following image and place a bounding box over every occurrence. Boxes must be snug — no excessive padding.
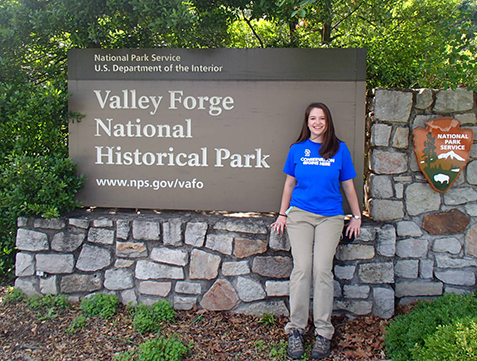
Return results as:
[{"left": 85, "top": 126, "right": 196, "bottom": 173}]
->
[{"left": 437, "top": 150, "right": 465, "bottom": 161}]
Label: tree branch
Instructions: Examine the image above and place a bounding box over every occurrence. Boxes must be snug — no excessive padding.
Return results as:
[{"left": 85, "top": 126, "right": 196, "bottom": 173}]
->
[{"left": 241, "top": 9, "right": 264, "bottom": 48}]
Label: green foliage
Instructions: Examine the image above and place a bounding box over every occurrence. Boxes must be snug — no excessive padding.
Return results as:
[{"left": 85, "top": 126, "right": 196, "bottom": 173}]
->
[
  {"left": 25, "top": 293, "right": 70, "bottom": 311},
  {"left": 0, "top": 155, "right": 84, "bottom": 219},
  {"left": 113, "top": 335, "right": 191, "bottom": 361},
  {"left": 80, "top": 293, "right": 120, "bottom": 320},
  {"left": 0, "top": 79, "right": 84, "bottom": 277},
  {"left": 385, "top": 293, "right": 477, "bottom": 361},
  {"left": 113, "top": 348, "right": 139, "bottom": 361},
  {"left": 269, "top": 340, "right": 288, "bottom": 359},
  {"left": 22, "top": 293, "right": 70, "bottom": 321},
  {"left": 3, "top": 287, "right": 26, "bottom": 304},
  {"left": 67, "top": 314, "right": 88, "bottom": 334},
  {"left": 137, "top": 335, "right": 191, "bottom": 361},
  {"left": 131, "top": 300, "right": 176, "bottom": 335},
  {"left": 413, "top": 317, "right": 477, "bottom": 361},
  {"left": 258, "top": 312, "right": 276, "bottom": 327}
]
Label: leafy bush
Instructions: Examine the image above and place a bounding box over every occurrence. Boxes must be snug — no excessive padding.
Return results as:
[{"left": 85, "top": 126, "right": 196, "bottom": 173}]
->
[
  {"left": 137, "top": 335, "right": 191, "bottom": 361},
  {"left": 0, "top": 81, "right": 84, "bottom": 278},
  {"left": 113, "top": 335, "right": 190, "bottom": 361},
  {"left": 0, "top": 155, "right": 84, "bottom": 219},
  {"left": 3, "top": 287, "right": 26, "bottom": 304},
  {"left": 131, "top": 300, "right": 176, "bottom": 335},
  {"left": 258, "top": 312, "right": 276, "bottom": 327},
  {"left": 67, "top": 314, "right": 88, "bottom": 334},
  {"left": 80, "top": 293, "right": 119, "bottom": 320},
  {"left": 413, "top": 317, "right": 477, "bottom": 361},
  {"left": 385, "top": 293, "right": 477, "bottom": 361},
  {"left": 25, "top": 293, "right": 70, "bottom": 311}
]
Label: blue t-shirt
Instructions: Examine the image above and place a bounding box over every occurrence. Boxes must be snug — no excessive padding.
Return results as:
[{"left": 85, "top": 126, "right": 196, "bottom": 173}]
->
[{"left": 283, "top": 139, "right": 357, "bottom": 216}]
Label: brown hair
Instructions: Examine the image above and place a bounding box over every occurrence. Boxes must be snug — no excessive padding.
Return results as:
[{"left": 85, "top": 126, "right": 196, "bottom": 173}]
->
[{"left": 293, "top": 102, "right": 340, "bottom": 159}]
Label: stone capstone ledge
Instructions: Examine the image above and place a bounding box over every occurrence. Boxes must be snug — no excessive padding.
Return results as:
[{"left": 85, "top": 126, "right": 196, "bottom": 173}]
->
[{"left": 16, "top": 210, "right": 395, "bottom": 319}]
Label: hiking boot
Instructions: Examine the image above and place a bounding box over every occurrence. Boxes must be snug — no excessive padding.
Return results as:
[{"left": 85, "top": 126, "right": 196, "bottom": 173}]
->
[
  {"left": 287, "top": 329, "right": 305, "bottom": 359},
  {"left": 311, "top": 334, "right": 331, "bottom": 359}
]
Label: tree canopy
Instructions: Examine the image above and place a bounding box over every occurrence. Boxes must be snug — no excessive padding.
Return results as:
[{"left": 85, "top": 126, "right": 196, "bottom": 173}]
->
[{"left": 1, "top": 0, "right": 477, "bottom": 88}]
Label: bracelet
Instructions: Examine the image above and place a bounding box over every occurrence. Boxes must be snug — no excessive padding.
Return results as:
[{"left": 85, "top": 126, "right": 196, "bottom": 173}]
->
[{"left": 279, "top": 213, "right": 288, "bottom": 218}]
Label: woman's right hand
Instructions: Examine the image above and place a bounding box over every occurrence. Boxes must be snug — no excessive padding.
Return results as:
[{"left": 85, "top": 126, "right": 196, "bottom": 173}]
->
[{"left": 271, "top": 215, "right": 287, "bottom": 234}]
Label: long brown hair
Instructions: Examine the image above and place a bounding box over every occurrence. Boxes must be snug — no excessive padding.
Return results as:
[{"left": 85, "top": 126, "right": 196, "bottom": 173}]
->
[{"left": 293, "top": 102, "right": 340, "bottom": 159}]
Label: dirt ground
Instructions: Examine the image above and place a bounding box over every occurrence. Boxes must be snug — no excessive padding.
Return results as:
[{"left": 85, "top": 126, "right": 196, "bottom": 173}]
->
[{"left": 0, "top": 283, "right": 389, "bottom": 361}]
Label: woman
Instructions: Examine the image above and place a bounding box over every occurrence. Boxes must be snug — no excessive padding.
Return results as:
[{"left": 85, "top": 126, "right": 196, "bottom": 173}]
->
[{"left": 271, "top": 102, "right": 362, "bottom": 360}]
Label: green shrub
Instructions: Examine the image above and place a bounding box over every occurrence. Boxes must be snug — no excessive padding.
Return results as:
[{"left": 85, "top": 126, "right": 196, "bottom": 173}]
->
[
  {"left": 113, "top": 335, "right": 190, "bottom": 361},
  {"left": 137, "top": 335, "right": 190, "bottom": 361},
  {"left": 258, "top": 312, "right": 276, "bottom": 327},
  {"left": 385, "top": 293, "right": 477, "bottom": 361},
  {"left": 131, "top": 300, "right": 176, "bottom": 335},
  {"left": 0, "top": 155, "right": 84, "bottom": 219},
  {"left": 0, "top": 81, "right": 84, "bottom": 278},
  {"left": 0, "top": 154, "right": 84, "bottom": 276},
  {"left": 413, "top": 317, "right": 477, "bottom": 361},
  {"left": 25, "top": 293, "right": 70, "bottom": 311},
  {"left": 113, "top": 348, "right": 138, "bottom": 361},
  {"left": 67, "top": 314, "right": 88, "bottom": 334},
  {"left": 80, "top": 293, "right": 119, "bottom": 320},
  {"left": 3, "top": 287, "right": 25, "bottom": 304}
]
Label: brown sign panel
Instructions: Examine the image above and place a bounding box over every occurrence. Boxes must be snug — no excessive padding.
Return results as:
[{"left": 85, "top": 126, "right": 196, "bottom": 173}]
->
[
  {"left": 413, "top": 117, "right": 474, "bottom": 193},
  {"left": 68, "top": 49, "right": 366, "bottom": 212}
]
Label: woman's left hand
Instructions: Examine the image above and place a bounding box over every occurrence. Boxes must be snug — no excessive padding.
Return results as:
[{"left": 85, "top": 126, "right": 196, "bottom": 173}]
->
[{"left": 345, "top": 217, "right": 361, "bottom": 239}]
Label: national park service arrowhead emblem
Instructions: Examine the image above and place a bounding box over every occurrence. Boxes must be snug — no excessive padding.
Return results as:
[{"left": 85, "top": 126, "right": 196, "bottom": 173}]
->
[{"left": 413, "top": 117, "right": 474, "bottom": 193}]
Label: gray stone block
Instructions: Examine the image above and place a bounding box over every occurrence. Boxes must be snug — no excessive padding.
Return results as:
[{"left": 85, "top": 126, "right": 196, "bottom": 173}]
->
[
  {"left": 396, "top": 238, "right": 429, "bottom": 258},
  {"left": 15, "top": 252, "right": 35, "bottom": 277},
  {"left": 395, "top": 280, "right": 443, "bottom": 297},
  {"left": 189, "top": 249, "right": 221, "bottom": 280},
  {"left": 76, "top": 244, "right": 112, "bottom": 271},
  {"left": 372, "top": 286, "right": 395, "bottom": 318},
  {"left": 358, "top": 262, "right": 394, "bottom": 284},
  {"left": 150, "top": 247, "right": 188, "bottom": 266},
  {"left": 87, "top": 228, "right": 115, "bottom": 245},
  {"left": 435, "top": 269, "right": 475, "bottom": 286},
  {"left": 336, "top": 245, "right": 375, "bottom": 261},
  {"left": 374, "top": 89, "right": 413, "bottom": 123},
  {"left": 16, "top": 229, "right": 49, "bottom": 251},
  {"left": 104, "top": 268, "right": 134, "bottom": 290},
  {"left": 236, "top": 277, "right": 266, "bottom": 302},
  {"left": 132, "top": 219, "right": 160, "bottom": 240},
  {"left": 135, "top": 259, "right": 184, "bottom": 280},
  {"left": 163, "top": 218, "right": 183, "bottom": 246},
  {"left": 60, "top": 273, "right": 102, "bottom": 293},
  {"left": 36, "top": 254, "right": 74, "bottom": 274},
  {"left": 222, "top": 261, "right": 250, "bottom": 276},
  {"left": 185, "top": 222, "right": 207, "bottom": 247},
  {"left": 205, "top": 234, "right": 233, "bottom": 255}
]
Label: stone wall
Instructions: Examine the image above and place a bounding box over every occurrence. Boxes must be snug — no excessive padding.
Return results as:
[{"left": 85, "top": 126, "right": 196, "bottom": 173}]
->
[
  {"left": 14, "top": 210, "right": 394, "bottom": 319},
  {"left": 367, "top": 88, "right": 477, "bottom": 304},
  {"left": 14, "top": 87, "right": 477, "bottom": 320}
]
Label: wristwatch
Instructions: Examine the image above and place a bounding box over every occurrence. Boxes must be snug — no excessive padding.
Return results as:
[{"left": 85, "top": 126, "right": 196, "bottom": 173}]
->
[{"left": 352, "top": 215, "right": 362, "bottom": 220}]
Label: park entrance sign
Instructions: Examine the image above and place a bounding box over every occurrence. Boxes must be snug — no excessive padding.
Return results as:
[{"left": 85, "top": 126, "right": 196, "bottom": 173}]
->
[{"left": 68, "top": 49, "right": 366, "bottom": 212}]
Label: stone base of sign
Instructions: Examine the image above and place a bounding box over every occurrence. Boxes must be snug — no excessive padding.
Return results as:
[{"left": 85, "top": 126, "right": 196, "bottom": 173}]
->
[{"left": 16, "top": 210, "right": 396, "bottom": 319}]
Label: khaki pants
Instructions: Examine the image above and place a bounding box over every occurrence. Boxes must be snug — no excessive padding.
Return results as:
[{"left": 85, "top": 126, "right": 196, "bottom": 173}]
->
[{"left": 284, "top": 207, "right": 344, "bottom": 340}]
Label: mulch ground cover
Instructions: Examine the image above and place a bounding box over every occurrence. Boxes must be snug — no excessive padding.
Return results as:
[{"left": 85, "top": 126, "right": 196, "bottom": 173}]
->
[{"left": 0, "top": 283, "right": 389, "bottom": 360}]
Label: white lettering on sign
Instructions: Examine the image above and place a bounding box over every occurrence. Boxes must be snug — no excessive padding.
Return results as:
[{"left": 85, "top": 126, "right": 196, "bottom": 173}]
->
[
  {"left": 437, "top": 134, "right": 469, "bottom": 139},
  {"left": 214, "top": 148, "right": 270, "bottom": 168},
  {"left": 168, "top": 91, "right": 234, "bottom": 116},
  {"left": 94, "top": 89, "right": 163, "bottom": 115},
  {"left": 93, "top": 89, "right": 235, "bottom": 117},
  {"left": 94, "top": 118, "right": 192, "bottom": 138},
  {"left": 95, "top": 146, "right": 208, "bottom": 167}
]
